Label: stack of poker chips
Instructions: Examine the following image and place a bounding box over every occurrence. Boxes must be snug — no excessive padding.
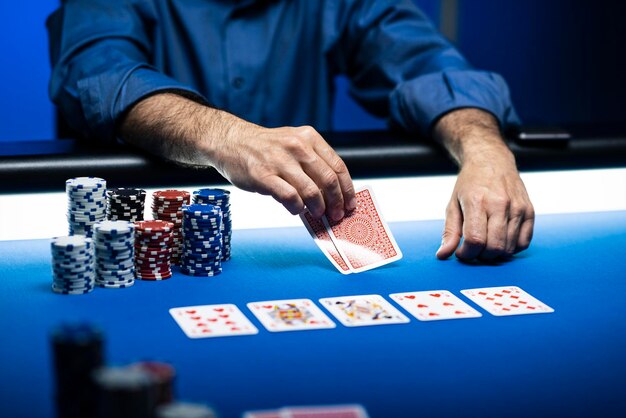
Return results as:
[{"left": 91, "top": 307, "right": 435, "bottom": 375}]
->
[
  {"left": 93, "top": 221, "right": 135, "bottom": 288},
  {"left": 129, "top": 362, "right": 176, "bottom": 406},
  {"left": 106, "top": 188, "right": 146, "bottom": 222},
  {"left": 92, "top": 366, "right": 158, "bottom": 418},
  {"left": 192, "top": 188, "right": 232, "bottom": 260},
  {"left": 180, "top": 203, "right": 223, "bottom": 276},
  {"left": 51, "top": 323, "right": 104, "bottom": 418},
  {"left": 50, "top": 235, "right": 96, "bottom": 295},
  {"left": 151, "top": 190, "right": 190, "bottom": 265},
  {"left": 134, "top": 220, "right": 174, "bottom": 280},
  {"left": 156, "top": 402, "right": 217, "bottom": 418},
  {"left": 66, "top": 177, "right": 107, "bottom": 237}
]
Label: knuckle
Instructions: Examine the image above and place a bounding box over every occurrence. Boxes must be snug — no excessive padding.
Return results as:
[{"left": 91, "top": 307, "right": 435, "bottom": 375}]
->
[
  {"left": 299, "top": 125, "right": 317, "bottom": 137},
  {"left": 279, "top": 189, "right": 300, "bottom": 205},
  {"left": 509, "top": 203, "right": 526, "bottom": 219},
  {"left": 489, "top": 194, "right": 511, "bottom": 210},
  {"left": 301, "top": 185, "right": 321, "bottom": 202},
  {"left": 283, "top": 136, "right": 305, "bottom": 152},
  {"left": 487, "top": 241, "right": 507, "bottom": 253},
  {"left": 330, "top": 157, "right": 348, "bottom": 174},
  {"left": 320, "top": 171, "right": 339, "bottom": 190},
  {"left": 463, "top": 234, "right": 486, "bottom": 247}
]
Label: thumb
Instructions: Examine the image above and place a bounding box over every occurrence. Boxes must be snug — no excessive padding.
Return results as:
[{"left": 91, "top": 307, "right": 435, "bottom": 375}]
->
[{"left": 436, "top": 201, "right": 463, "bottom": 260}]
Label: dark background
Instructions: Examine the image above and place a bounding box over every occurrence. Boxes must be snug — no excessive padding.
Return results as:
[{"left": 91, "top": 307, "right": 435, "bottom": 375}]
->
[{"left": 0, "top": 0, "right": 624, "bottom": 142}]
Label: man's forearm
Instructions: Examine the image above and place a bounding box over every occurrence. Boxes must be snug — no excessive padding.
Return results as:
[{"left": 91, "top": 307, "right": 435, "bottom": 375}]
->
[
  {"left": 119, "top": 93, "right": 234, "bottom": 166},
  {"left": 433, "top": 108, "right": 516, "bottom": 168}
]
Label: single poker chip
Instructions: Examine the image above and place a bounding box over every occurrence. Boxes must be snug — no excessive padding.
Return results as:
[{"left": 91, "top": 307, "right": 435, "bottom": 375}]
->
[
  {"left": 153, "top": 190, "right": 190, "bottom": 202},
  {"left": 136, "top": 272, "right": 172, "bottom": 280},
  {"left": 97, "top": 281, "right": 135, "bottom": 289},
  {"left": 192, "top": 188, "right": 230, "bottom": 200},
  {"left": 51, "top": 284, "right": 95, "bottom": 295},
  {"left": 181, "top": 204, "right": 221, "bottom": 216},
  {"left": 135, "top": 220, "right": 174, "bottom": 232},
  {"left": 179, "top": 268, "right": 222, "bottom": 277}
]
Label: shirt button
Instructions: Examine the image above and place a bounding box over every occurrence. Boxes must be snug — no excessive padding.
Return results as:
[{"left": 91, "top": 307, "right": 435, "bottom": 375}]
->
[{"left": 232, "top": 77, "right": 245, "bottom": 89}]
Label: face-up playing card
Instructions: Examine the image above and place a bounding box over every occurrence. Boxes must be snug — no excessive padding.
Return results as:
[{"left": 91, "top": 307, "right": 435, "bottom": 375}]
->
[
  {"left": 169, "top": 304, "right": 258, "bottom": 338},
  {"left": 247, "top": 299, "right": 336, "bottom": 332},
  {"left": 323, "top": 187, "right": 402, "bottom": 273},
  {"left": 300, "top": 211, "right": 351, "bottom": 274},
  {"left": 280, "top": 404, "right": 369, "bottom": 418},
  {"left": 389, "top": 290, "right": 482, "bottom": 321},
  {"left": 461, "top": 286, "right": 555, "bottom": 316},
  {"left": 319, "top": 294, "right": 409, "bottom": 327}
]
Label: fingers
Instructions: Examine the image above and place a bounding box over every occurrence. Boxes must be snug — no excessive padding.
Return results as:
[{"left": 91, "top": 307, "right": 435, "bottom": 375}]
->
[
  {"left": 293, "top": 126, "right": 355, "bottom": 221},
  {"left": 455, "top": 198, "right": 488, "bottom": 260},
  {"left": 310, "top": 135, "right": 357, "bottom": 212},
  {"left": 259, "top": 175, "right": 305, "bottom": 215},
  {"left": 515, "top": 209, "right": 535, "bottom": 253},
  {"left": 454, "top": 192, "right": 534, "bottom": 262},
  {"left": 436, "top": 200, "right": 463, "bottom": 260}
]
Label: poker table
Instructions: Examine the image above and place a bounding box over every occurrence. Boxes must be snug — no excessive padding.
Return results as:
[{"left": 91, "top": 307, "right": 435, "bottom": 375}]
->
[
  {"left": 1, "top": 131, "right": 625, "bottom": 417},
  {"left": 1, "top": 209, "right": 625, "bottom": 418}
]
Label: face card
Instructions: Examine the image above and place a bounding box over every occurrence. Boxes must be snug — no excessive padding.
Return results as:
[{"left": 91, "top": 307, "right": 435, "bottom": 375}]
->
[
  {"left": 323, "top": 187, "right": 402, "bottom": 273},
  {"left": 389, "top": 290, "right": 482, "bottom": 321},
  {"left": 319, "top": 294, "right": 409, "bottom": 327},
  {"left": 461, "top": 286, "right": 555, "bottom": 316},
  {"left": 280, "top": 404, "right": 369, "bottom": 418},
  {"left": 169, "top": 304, "right": 258, "bottom": 338},
  {"left": 300, "top": 211, "right": 351, "bottom": 274},
  {"left": 247, "top": 299, "right": 336, "bottom": 332}
]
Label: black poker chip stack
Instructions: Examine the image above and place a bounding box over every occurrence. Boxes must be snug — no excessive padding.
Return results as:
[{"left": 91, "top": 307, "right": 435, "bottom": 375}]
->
[
  {"left": 51, "top": 323, "right": 105, "bottom": 418},
  {"left": 92, "top": 366, "right": 158, "bottom": 418},
  {"left": 106, "top": 188, "right": 146, "bottom": 222}
]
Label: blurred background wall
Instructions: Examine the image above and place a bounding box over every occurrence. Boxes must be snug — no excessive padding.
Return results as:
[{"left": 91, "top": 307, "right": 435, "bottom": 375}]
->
[{"left": 0, "top": 0, "right": 624, "bottom": 141}]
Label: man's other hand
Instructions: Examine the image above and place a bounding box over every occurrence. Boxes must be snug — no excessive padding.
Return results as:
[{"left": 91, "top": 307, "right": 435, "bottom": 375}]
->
[{"left": 433, "top": 109, "right": 535, "bottom": 262}]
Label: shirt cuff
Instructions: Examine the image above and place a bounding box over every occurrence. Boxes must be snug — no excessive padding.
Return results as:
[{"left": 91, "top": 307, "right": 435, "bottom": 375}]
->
[
  {"left": 389, "top": 69, "right": 521, "bottom": 135},
  {"left": 78, "top": 65, "right": 207, "bottom": 142}
]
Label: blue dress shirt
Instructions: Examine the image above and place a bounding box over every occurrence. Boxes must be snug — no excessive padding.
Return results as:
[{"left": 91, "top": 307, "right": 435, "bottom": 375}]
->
[{"left": 47, "top": 0, "right": 519, "bottom": 142}]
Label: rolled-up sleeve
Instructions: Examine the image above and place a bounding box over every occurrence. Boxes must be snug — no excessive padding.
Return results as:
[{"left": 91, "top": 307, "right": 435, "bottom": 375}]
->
[
  {"left": 336, "top": 0, "right": 520, "bottom": 135},
  {"left": 47, "top": 0, "right": 205, "bottom": 142}
]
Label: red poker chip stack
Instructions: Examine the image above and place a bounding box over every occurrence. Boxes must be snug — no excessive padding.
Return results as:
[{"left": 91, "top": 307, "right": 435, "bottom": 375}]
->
[
  {"left": 134, "top": 220, "right": 174, "bottom": 280},
  {"left": 151, "top": 190, "right": 190, "bottom": 265}
]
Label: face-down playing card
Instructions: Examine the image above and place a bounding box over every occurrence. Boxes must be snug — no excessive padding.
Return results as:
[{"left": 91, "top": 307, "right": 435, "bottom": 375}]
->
[
  {"left": 169, "top": 304, "right": 258, "bottom": 338},
  {"left": 461, "top": 286, "right": 554, "bottom": 316},
  {"left": 300, "top": 211, "right": 351, "bottom": 274},
  {"left": 389, "top": 290, "right": 482, "bottom": 321},
  {"left": 319, "top": 294, "right": 409, "bottom": 327},
  {"left": 247, "top": 299, "right": 336, "bottom": 332},
  {"left": 323, "top": 187, "right": 402, "bottom": 273}
]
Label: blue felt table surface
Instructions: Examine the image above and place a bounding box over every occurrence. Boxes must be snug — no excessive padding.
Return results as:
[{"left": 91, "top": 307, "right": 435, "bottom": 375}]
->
[{"left": 0, "top": 211, "right": 625, "bottom": 418}]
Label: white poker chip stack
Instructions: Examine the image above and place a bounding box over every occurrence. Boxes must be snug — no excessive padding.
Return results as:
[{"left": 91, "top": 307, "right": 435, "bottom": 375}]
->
[
  {"left": 50, "top": 235, "right": 96, "bottom": 295},
  {"left": 93, "top": 220, "right": 136, "bottom": 288},
  {"left": 66, "top": 177, "right": 107, "bottom": 238}
]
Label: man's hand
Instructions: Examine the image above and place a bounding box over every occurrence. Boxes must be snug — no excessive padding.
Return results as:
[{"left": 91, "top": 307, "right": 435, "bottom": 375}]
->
[
  {"left": 433, "top": 109, "right": 534, "bottom": 261},
  {"left": 120, "top": 93, "right": 356, "bottom": 220}
]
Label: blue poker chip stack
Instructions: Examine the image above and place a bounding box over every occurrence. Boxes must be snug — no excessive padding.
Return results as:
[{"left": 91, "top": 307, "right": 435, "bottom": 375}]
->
[
  {"left": 180, "top": 203, "right": 223, "bottom": 276},
  {"left": 50, "top": 235, "right": 96, "bottom": 294},
  {"left": 93, "top": 221, "right": 135, "bottom": 288},
  {"left": 192, "top": 188, "right": 232, "bottom": 261},
  {"left": 66, "top": 177, "right": 107, "bottom": 238}
]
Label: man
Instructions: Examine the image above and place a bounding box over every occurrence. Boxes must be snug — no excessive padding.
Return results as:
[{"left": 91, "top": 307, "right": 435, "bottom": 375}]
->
[{"left": 47, "top": 0, "right": 534, "bottom": 262}]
